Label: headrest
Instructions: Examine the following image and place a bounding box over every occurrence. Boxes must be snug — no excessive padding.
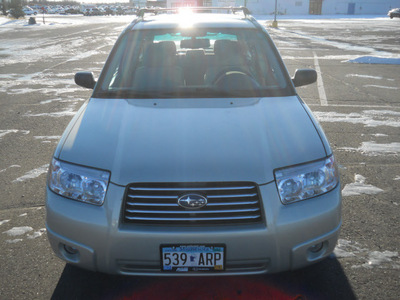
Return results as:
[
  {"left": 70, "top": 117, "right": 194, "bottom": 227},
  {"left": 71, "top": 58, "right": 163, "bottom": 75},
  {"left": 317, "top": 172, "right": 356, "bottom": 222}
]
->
[
  {"left": 214, "top": 40, "right": 240, "bottom": 57},
  {"left": 144, "top": 41, "right": 177, "bottom": 66},
  {"left": 186, "top": 49, "right": 205, "bottom": 59},
  {"left": 156, "top": 41, "right": 177, "bottom": 55}
]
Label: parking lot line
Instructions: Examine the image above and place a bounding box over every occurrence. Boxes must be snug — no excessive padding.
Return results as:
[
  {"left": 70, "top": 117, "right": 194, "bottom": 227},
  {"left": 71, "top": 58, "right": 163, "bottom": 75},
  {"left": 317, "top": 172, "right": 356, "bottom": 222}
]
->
[{"left": 313, "top": 51, "right": 328, "bottom": 106}]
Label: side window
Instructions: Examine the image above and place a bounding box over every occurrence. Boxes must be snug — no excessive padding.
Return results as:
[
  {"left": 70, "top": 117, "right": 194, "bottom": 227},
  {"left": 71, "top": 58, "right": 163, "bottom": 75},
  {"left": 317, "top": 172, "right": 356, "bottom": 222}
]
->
[{"left": 244, "top": 32, "right": 287, "bottom": 88}]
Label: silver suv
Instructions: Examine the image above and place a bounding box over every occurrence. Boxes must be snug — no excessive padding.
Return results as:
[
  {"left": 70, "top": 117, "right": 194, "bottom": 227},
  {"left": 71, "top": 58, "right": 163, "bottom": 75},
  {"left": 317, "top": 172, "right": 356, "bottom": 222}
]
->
[{"left": 46, "top": 7, "right": 341, "bottom": 275}]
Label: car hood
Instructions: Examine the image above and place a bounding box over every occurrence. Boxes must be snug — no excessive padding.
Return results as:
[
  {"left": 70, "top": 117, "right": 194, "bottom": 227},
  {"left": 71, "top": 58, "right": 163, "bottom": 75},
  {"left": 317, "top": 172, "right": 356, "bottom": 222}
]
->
[{"left": 58, "top": 96, "right": 327, "bottom": 186}]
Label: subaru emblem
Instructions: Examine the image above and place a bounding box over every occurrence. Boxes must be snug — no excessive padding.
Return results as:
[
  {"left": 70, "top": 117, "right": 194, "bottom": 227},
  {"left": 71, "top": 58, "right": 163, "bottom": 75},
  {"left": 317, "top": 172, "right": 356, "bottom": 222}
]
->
[{"left": 178, "top": 194, "right": 207, "bottom": 209}]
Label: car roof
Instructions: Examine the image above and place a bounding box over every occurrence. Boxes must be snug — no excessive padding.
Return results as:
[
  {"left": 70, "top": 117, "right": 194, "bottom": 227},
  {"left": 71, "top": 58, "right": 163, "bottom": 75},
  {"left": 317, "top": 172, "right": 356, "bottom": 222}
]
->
[{"left": 130, "top": 8, "right": 258, "bottom": 30}]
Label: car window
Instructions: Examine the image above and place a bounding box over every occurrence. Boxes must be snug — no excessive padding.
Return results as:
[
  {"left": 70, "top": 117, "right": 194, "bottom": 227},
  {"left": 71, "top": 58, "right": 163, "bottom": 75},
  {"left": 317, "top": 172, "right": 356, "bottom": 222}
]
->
[{"left": 97, "top": 27, "right": 293, "bottom": 98}]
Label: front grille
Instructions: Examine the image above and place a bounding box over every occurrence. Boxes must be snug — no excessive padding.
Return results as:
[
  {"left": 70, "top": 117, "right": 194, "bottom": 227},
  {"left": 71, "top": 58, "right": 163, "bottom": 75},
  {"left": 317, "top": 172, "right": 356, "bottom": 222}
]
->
[{"left": 122, "top": 182, "right": 263, "bottom": 225}]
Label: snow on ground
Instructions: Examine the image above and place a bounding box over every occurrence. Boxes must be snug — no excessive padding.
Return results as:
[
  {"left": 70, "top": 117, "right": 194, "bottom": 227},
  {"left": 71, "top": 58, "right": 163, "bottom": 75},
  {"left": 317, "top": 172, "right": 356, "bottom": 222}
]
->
[
  {"left": 0, "top": 129, "right": 30, "bottom": 139},
  {"left": 2, "top": 223, "right": 46, "bottom": 243},
  {"left": 334, "top": 239, "right": 399, "bottom": 270},
  {"left": 3, "top": 226, "right": 33, "bottom": 236},
  {"left": 340, "top": 142, "right": 400, "bottom": 156},
  {"left": 0, "top": 14, "right": 132, "bottom": 30},
  {"left": 257, "top": 15, "right": 400, "bottom": 63},
  {"left": 254, "top": 14, "right": 390, "bottom": 22},
  {"left": 342, "top": 174, "right": 384, "bottom": 197},
  {"left": 313, "top": 110, "right": 400, "bottom": 128},
  {"left": 1, "top": 14, "right": 399, "bottom": 67},
  {"left": 0, "top": 165, "right": 21, "bottom": 174},
  {"left": 363, "top": 84, "right": 398, "bottom": 90},
  {"left": 346, "top": 74, "right": 384, "bottom": 80},
  {"left": 0, "top": 220, "right": 10, "bottom": 226},
  {"left": 347, "top": 56, "right": 400, "bottom": 65},
  {"left": 27, "top": 228, "right": 47, "bottom": 239},
  {"left": 11, "top": 164, "right": 49, "bottom": 183}
]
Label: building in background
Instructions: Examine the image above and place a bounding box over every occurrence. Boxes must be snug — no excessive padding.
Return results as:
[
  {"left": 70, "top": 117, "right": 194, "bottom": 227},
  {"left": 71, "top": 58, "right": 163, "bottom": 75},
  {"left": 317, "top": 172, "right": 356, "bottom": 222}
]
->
[
  {"left": 245, "top": 0, "right": 400, "bottom": 15},
  {"left": 321, "top": 0, "right": 399, "bottom": 15},
  {"left": 130, "top": 0, "right": 400, "bottom": 15}
]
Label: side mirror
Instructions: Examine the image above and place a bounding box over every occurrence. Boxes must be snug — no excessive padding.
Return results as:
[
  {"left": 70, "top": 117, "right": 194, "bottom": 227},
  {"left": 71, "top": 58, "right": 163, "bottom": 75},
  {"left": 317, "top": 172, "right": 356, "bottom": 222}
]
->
[
  {"left": 292, "top": 69, "right": 317, "bottom": 87},
  {"left": 75, "top": 72, "right": 96, "bottom": 89}
]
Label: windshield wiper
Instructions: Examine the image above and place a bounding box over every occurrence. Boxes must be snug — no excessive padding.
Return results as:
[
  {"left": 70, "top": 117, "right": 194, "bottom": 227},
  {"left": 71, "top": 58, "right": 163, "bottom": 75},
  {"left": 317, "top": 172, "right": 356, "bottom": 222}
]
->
[
  {"left": 94, "top": 88, "right": 262, "bottom": 99},
  {"left": 94, "top": 90, "right": 178, "bottom": 99},
  {"left": 193, "top": 88, "right": 261, "bottom": 98}
]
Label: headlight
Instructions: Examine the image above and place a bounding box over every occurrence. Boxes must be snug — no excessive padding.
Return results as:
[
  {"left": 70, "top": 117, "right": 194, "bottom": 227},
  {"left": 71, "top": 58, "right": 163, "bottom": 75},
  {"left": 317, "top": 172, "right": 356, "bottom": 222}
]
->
[
  {"left": 274, "top": 156, "right": 339, "bottom": 205},
  {"left": 47, "top": 158, "right": 110, "bottom": 206}
]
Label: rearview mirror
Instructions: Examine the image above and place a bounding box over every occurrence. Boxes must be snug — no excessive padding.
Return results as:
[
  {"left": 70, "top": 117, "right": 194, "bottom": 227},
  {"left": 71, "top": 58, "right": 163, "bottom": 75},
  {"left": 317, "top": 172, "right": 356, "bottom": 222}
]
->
[
  {"left": 292, "top": 69, "right": 317, "bottom": 87},
  {"left": 180, "top": 38, "right": 210, "bottom": 49},
  {"left": 75, "top": 72, "right": 96, "bottom": 89}
]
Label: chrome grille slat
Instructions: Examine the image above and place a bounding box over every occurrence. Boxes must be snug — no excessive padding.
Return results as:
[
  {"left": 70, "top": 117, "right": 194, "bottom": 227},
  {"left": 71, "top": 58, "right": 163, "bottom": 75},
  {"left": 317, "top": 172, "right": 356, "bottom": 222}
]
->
[
  {"left": 129, "top": 186, "right": 255, "bottom": 192},
  {"left": 125, "top": 215, "right": 261, "bottom": 221},
  {"left": 125, "top": 208, "right": 260, "bottom": 214},
  {"left": 123, "top": 182, "right": 263, "bottom": 225},
  {"left": 126, "top": 202, "right": 178, "bottom": 207},
  {"left": 207, "top": 193, "right": 258, "bottom": 198},
  {"left": 203, "top": 201, "right": 259, "bottom": 206},
  {"left": 127, "top": 195, "right": 177, "bottom": 199},
  {"left": 126, "top": 201, "right": 259, "bottom": 207},
  {"left": 127, "top": 193, "right": 257, "bottom": 200}
]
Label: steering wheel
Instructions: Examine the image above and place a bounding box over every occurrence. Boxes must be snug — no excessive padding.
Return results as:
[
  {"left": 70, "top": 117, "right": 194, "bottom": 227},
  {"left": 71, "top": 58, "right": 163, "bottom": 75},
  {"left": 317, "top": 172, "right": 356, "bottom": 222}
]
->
[{"left": 212, "top": 67, "right": 260, "bottom": 89}]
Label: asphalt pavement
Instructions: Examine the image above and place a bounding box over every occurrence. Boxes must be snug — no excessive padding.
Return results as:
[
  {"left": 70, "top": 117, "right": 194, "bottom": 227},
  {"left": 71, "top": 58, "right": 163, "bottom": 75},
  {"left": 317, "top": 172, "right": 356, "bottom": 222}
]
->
[{"left": 0, "top": 15, "right": 399, "bottom": 300}]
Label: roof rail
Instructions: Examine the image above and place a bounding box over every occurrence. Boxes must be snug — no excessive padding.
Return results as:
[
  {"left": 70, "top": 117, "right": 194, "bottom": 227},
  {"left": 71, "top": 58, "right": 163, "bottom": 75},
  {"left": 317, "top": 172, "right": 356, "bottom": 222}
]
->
[{"left": 136, "top": 7, "right": 251, "bottom": 18}]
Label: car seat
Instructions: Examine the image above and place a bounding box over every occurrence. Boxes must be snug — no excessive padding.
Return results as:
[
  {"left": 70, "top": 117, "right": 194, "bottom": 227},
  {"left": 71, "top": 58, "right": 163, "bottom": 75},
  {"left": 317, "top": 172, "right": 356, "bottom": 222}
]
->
[{"left": 133, "top": 41, "right": 184, "bottom": 90}]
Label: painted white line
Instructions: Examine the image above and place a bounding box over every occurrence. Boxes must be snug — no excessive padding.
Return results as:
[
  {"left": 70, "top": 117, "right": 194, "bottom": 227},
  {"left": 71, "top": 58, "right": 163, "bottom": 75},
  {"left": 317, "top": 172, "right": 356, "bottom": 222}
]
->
[{"left": 313, "top": 52, "right": 328, "bottom": 106}]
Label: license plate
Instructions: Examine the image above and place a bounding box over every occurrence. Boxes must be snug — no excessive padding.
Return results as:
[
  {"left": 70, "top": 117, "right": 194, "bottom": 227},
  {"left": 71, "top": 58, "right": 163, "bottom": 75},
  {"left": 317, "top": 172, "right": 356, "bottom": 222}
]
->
[{"left": 161, "top": 244, "right": 225, "bottom": 272}]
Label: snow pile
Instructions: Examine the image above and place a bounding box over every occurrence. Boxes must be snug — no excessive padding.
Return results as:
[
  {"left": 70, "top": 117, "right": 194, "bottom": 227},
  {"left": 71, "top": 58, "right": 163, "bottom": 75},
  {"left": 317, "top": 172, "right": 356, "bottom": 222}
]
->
[
  {"left": 3, "top": 226, "right": 33, "bottom": 236},
  {"left": 313, "top": 110, "right": 400, "bottom": 128},
  {"left": 339, "top": 142, "right": 400, "bottom": 156},
  {"left": 0, "top": 220, "right": 11, "bottom": 226},
  {"left": 342, "top": 174, "right": 383, "bottom": 197},
  {"left": 347, "top": 56, "right": 400, "bottom": 65},
  {"left": 12, "top": 164, "right": 49, "bottom": 183},
  {"left": 334, "top": 239, "right": 400, "bottom": 270}
]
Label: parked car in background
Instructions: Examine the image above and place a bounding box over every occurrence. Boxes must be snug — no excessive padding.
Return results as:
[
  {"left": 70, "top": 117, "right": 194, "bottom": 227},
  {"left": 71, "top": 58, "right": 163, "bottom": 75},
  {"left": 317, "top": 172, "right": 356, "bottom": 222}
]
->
[
  {"left": 57, "top": 7, "right": 66, "bottom": 14},
  {"left": 65, "top": 8, "right": 81, "bottom": 14},
  {"left": 115, "top": 6, "right": 125, "bottom": 15},
  {"left": 22, "top": 6, "right": 37, "bottom": 15},
  {"left": 104, "top": 7, "right": 114, "bottom": 15},
  {"left": 46, "top": 7, "right": 341, "bottom": 276},
  {"left": 84, "top": 7, "right": 103, "bottom": 16},
  {"left": 388, "top": 8, "right": 400, "bottom": 18},
  {"left": 46, "top": 7, "right": 57, "bottom": 14}
]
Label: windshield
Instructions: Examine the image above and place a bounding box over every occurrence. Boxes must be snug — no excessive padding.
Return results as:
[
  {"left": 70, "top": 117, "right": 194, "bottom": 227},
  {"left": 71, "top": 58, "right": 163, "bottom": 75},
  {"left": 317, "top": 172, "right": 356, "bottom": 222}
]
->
[{"left": 95, "top": 27, "right": 293, "bottom": 98}]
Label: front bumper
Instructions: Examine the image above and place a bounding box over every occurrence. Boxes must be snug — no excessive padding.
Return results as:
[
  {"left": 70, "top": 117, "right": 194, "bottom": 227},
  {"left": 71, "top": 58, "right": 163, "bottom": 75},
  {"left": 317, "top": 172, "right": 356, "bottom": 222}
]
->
[{"left": 46, "top": 181, "right": 341, "bottom": 276}]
